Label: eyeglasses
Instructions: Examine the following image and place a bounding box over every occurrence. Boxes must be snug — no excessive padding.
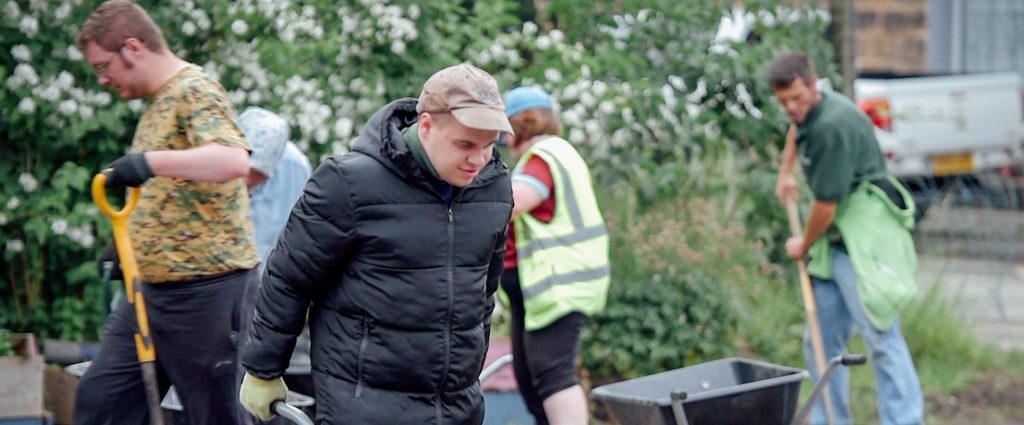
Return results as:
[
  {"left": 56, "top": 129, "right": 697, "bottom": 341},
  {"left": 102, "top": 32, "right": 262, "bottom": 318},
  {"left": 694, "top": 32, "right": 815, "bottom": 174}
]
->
[
  {"left": 92, "top": 58, "right": 114, "bottom": 76},
  {"left": 91, "top": 45, "right": 124, "bottom": 77}
]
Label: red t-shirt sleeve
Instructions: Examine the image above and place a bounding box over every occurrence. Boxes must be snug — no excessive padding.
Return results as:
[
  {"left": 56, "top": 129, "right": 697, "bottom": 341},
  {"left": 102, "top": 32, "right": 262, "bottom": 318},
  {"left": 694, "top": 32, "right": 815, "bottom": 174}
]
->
[
  {"left": 504, "top": 155, "right": 558, "bottom": 269},
  {"left": 520, "top": 155, "right": 556, "bottom": 223}
]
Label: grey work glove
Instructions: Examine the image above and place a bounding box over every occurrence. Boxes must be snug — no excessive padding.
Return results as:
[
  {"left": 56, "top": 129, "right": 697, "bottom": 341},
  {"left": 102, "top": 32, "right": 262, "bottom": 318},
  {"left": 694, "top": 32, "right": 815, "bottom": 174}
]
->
[{"left": 239, "top": 372, "right": 288, "bottom": 421}]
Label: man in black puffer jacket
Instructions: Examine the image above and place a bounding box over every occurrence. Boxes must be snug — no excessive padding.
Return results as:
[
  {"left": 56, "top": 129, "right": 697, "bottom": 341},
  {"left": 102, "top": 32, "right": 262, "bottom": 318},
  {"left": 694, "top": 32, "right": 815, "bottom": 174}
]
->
[{"left": 238, "top": 63, "right": 514, "bottom": 425}]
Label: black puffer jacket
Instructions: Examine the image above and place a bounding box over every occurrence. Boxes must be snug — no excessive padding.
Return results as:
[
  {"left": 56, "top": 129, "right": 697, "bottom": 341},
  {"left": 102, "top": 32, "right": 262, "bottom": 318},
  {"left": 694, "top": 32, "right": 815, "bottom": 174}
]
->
[{"left": 241, "top": 99, "right": 511, "bottom": 425}]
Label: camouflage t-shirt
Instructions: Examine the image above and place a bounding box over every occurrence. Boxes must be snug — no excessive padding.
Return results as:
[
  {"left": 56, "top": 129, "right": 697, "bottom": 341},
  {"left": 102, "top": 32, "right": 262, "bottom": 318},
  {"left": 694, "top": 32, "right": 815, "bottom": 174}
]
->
[{"left": 128, "top": 65, "right": 259, "bottom": 283}]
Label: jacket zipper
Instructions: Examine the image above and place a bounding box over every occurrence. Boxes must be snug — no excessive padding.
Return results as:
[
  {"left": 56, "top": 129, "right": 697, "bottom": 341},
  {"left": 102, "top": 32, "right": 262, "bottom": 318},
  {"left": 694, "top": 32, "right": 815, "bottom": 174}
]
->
[
  {"left": 436, "top": 207, "right": 455, "bottom": 423},
  {"left": 355, "top": 317, "right": 369, "bottom": 398}
]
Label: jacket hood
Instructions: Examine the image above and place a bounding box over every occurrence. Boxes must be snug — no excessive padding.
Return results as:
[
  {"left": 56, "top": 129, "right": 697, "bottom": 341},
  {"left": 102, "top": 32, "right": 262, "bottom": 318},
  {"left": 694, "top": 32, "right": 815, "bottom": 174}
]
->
[{"left": 351, "top": 98, "right": 508, "bottom": 190}]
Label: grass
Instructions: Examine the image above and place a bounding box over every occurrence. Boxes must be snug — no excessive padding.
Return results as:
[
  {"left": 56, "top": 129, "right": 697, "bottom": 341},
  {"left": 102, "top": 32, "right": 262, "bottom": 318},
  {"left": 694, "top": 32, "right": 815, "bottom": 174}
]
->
[
  {"left": 579, "top": 185, "right": 1024, "bottom": 424},
  {"left": 728, "top": 254, "right": 1024, "bottom": 424}
]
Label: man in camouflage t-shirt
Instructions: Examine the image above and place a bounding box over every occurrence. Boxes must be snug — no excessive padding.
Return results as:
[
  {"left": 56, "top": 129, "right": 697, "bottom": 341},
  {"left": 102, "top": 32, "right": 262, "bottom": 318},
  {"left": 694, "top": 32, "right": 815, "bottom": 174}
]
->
[{"left": 74, "top": 2, "right": 260, "bottom": 424}]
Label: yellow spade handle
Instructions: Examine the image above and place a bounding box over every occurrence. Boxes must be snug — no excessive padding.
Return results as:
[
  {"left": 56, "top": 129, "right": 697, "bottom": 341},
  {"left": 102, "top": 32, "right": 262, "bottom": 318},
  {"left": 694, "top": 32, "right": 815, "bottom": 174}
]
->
[
  {"left": 91, "top": 174, "right": 155, "bottom": 362},
  {"left": 91, "top": 174, "right": 141, "bottom": 290}
]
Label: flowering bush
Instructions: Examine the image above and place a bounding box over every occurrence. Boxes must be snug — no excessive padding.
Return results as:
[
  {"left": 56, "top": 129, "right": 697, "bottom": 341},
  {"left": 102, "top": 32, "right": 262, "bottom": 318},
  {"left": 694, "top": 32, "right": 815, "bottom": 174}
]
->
[
  {"left": 0, "top": 0, "right": 523, "bottom": 339},
  {"left": 0, "top": 0, "right": 833, "bottom": 378}
]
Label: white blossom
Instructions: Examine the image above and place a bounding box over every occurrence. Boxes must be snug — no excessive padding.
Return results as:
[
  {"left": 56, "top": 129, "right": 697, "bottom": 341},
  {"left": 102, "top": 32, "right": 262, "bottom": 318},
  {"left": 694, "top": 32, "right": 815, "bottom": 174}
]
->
[
  {"left": 19, "top": 15, "right": 38, "bottom": 37},
  {"left": 523, "top": 21, "right": 538, "bottom": 36},
  {"left": 333, "top": 117, "right": 354, "bottom": 138},
  {"left": 36, "top": 84, "right": 59, "bottom": 101},
  {"left": 544, "top": 68, "right": 562, "bottom": 83},
  {"left": 231, "top": 19, "right": 248, "bottom": 35},
  {"left": 80, "top": 105, "right": 94, "bottom": 119},
  {"left": 622, "top": 107, "right": 635, "bottom": 123},
  {"left": 735, "top": 83, "right": 763, "bottom": 119},
  {"left": 569, "top": 128, "right": 586, "bottom": 144},
  {"left": 0, "top": 213, "right": 7, "bottom": 225},
  {"left": 66, "top": 226, "right": 82, "bottom": 241},
  {"left": 7, "top": 63, "right": 40, "bottom": 90},
  {"left": 3, "top": 1, "right": 21, "bottom": 19},
  {"left": 70, "top": 226, "right": 96, "bottom": 248},
  {"left": 92, "top": 91, "right": 112, "bottom": 106},
  {"left": 67, "top": 45, "right": 83, "bottom": 61},
  {"left": 51, "top": 219, "right": 68, "bottom": 235},
  {"left": 6, "top": 239, "right": 24, "bottom": 253},
  {"left": 535, "top": 35, "right": 551, "bottom": 50},
  {"left": 128, "top": 99, "right": 145, "bottom": 113},
  {"left": 191, "top": 9, "right": 210, "bottom": 31},
  {"left": 17, "top": 97, "right": 36, "bottom": 114},
  {"left": 668, "top": 75, "right": 687, "bottom": 92},
  {"left": 599, "top": 100, "right": 616, "bottom": 114},
  {"left": 390, "top": 40, "right": 406, "bottom": 55},
  {"left": 562, "top": 108, "right": 582, "bottom": 128},
  {"left": 11, "top": 44, "right": 30, "bottom": 62},
  {"left": 80, "top": 233, "right": 95, "bottom": 248},
  {"left": 18, "top": 173, "right": 38, "bottom": 193},
  {"left": 6, "top": 197, "right": 19, "bottom": 210},
  {"left": 54, "top": 2, "right": 71, "bottom": 21},
  {"left": 202, "top": 61, "right": 222, "bottom": 82},
  {"left": 59, "top": 99, "right": 78, "bottom": 116},
  {"left": 182, "top": 21, "right": 197, "bottom": 36},
  {"left": 55, "top": 71, "right": 74, "bottom": 90},
  {"left": 579, "top": 91, "right": 597, "bottom": 108},
  {"left": 686, "top": 79, "right": 707, "bottom": 103},
  {"left": 549, "top": 29, "right": 565, "bottom": 44},
  {"left": 637, "top": 9, "right": 651, "bottom": 22},
  {"left": 229, "top": 90, "right": 246, "bottom": 106}
]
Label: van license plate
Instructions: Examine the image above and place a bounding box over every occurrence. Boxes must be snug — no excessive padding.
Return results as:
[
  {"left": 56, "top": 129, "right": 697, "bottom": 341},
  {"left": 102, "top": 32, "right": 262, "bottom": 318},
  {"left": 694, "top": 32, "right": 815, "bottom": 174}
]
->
[{"left": 931, "top": 152, "right": 973, "bottom": 176}]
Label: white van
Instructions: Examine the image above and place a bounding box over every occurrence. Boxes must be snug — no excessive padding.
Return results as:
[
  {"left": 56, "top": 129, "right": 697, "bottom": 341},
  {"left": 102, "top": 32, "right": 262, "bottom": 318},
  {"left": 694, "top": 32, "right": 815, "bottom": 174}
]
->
[{"left": 854, "top": 72, "right": 1024, "bottom": 179}]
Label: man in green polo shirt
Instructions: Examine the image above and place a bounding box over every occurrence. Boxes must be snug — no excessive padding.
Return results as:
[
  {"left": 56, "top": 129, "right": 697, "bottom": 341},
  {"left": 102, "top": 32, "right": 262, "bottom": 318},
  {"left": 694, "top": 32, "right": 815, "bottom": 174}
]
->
[{"left": 770, "top": 52, "right": 924, "bottom": 425}]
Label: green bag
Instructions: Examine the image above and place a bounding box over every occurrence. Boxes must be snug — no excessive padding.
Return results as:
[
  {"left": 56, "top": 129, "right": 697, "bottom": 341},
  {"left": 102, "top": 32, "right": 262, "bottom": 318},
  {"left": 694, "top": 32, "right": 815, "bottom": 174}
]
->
[{"left": 806, "top": 177, "right": 918, "bottom": 331}]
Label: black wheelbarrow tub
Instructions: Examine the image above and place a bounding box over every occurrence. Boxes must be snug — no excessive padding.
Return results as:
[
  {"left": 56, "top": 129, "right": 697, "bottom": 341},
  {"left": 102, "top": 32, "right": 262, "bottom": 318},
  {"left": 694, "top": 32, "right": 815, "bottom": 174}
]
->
[{"left": 591, "top": 357, "right": 809, "bottom": 425}]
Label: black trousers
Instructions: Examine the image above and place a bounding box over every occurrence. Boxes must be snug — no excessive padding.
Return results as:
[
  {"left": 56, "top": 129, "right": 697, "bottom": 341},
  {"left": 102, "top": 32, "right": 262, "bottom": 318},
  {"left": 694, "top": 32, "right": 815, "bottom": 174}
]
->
[
  {"left": 500, "top": 269, "right": 587, "bottom": 425},
  {"left": 74, "top": 268, "right": 258, "bottom": 425}
]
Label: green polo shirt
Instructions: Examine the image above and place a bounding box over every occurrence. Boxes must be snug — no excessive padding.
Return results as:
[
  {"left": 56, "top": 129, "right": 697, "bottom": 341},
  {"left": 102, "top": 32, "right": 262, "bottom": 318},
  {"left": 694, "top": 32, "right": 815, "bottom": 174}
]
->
[{"left": 796, "top": 91, "right": 888, "bottom": 202}]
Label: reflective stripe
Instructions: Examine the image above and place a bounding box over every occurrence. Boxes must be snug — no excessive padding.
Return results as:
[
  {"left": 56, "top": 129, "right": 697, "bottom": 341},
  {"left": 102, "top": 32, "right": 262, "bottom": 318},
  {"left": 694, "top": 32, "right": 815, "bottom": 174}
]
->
[
  {"left": 533, "top": 146, "right": 585, "bottom": 229},
  {"left": 516, "top": 145, "right": 603, "bottom": 261},
  {"left": 523, "top": 265, "right": 610, "bottom": 300},
  {"left": 517, "top": 224, "right": 607, "bottom": 260},
  {"left": 511, "top": 174, "right": 552, "bottom": 200}
]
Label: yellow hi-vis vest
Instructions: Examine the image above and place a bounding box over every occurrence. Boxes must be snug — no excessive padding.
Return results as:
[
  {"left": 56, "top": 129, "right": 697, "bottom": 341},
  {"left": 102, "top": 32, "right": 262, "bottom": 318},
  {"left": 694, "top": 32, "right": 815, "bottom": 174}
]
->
[{"left": 512, "top": 136, "right": 610, "bottom": 331}]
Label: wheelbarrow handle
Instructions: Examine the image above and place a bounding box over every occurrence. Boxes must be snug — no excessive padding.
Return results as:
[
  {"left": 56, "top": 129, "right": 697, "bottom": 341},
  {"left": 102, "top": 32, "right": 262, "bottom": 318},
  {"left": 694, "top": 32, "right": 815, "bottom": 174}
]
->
[
  {"left": 272, "top": 400, "right": 314, "bottom": 425},
  {"left": 841, "top": 354, "right": 867, "bottom": 366},
  {"left": 670, "top": 389, "right": 689, "bottom": 425},
  {"left": 479, "top": 353, "right": 514, "bottom": 383},
  {"left": 791, "top": 353, "right": 867, "bottom": 425}
]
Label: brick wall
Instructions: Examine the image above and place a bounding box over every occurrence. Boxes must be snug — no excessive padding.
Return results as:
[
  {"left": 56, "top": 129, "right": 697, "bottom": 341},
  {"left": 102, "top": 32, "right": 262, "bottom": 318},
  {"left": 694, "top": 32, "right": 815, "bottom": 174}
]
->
[
  {"left": 786, "top": 0, "right": 929, "bottom": 74},
  {"left": 853, "top": 0, "right": 928, "bottom": 74}
]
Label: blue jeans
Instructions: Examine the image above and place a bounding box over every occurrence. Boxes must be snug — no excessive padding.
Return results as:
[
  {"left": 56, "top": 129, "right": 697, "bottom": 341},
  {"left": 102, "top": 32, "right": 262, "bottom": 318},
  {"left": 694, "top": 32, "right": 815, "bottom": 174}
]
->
[{"left": 804, "top": 249, "right": 924, "bottom": 425}]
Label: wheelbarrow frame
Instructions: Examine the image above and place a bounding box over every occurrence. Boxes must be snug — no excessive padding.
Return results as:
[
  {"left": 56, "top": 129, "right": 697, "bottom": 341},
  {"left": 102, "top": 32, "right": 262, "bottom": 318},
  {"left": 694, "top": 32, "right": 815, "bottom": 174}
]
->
[{"left": 665, "top": 354, "right": 867, "bottom": 425}]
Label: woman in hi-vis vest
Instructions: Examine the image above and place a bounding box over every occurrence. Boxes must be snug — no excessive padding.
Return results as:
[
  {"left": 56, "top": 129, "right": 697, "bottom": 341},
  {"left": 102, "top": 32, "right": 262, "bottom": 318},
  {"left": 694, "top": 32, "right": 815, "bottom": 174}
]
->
[{"left": 500, "top": 86, "right": 610, "bottom": 425}]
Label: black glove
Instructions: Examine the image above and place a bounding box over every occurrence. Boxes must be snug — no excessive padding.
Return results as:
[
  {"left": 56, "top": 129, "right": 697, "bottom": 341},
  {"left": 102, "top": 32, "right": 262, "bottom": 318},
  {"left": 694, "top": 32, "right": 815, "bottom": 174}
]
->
[
  {"left": 103, "top": 152, "right": 154, "bottom": 187},
  {"left": 98, "top": 242, "right": 124, "bottom": 281}
]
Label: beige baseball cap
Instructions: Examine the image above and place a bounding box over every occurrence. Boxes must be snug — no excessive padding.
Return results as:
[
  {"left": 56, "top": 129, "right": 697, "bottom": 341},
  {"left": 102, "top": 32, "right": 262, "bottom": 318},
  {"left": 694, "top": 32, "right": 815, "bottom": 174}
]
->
[{"left": 416, "top": 63, "right": 514, "bottom": 134}]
